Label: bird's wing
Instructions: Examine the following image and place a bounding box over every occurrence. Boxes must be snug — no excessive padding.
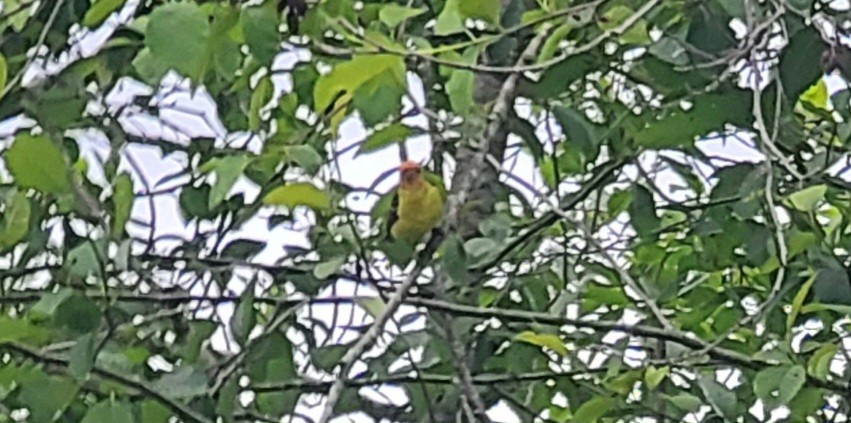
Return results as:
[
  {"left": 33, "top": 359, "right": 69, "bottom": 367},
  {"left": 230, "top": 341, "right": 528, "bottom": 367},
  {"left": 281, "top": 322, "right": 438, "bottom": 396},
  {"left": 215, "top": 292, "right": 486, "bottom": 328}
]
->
[
  {"left": 370, "top": 189, "right": 399, "bottom": 236},
  {"left": 386, "top": 191, "right": 400, "bottom": 235}
]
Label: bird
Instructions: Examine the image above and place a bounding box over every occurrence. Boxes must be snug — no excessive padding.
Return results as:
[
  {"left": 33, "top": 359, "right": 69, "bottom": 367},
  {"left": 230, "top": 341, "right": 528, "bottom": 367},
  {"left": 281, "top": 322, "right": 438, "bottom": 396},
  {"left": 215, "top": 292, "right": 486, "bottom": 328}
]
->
[{"left": 387, "top": 161, "right": 445, "bottom": 245}]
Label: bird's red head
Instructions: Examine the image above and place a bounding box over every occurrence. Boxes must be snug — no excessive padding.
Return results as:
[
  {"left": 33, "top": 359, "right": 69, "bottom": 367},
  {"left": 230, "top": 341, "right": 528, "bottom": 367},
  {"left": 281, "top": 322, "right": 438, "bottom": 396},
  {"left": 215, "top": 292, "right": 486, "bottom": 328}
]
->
[{"left": 399, "top": 161, "right": 422, "bottom": 187}]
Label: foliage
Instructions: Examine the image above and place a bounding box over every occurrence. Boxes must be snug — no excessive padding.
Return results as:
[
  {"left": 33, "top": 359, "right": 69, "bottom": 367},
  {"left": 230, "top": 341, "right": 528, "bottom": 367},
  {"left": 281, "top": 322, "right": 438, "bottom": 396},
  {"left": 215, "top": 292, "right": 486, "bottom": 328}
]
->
[{"left": 1, "top": 0, "right": 851, "bottom": 422}]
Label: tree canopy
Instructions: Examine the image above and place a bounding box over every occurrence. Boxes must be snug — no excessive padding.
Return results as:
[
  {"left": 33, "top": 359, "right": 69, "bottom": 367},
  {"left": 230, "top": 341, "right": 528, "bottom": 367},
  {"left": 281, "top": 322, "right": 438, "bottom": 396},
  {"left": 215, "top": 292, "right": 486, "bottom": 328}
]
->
[{"left": 2, "top": 0, "right": 851, "bottom": 422}]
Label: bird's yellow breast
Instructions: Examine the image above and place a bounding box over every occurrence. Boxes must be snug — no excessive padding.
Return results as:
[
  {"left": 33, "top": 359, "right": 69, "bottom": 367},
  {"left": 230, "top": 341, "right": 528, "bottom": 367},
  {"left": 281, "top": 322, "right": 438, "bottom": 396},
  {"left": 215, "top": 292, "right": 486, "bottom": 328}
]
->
[{"left": 391, "top": 181, "right": 444, "bottom": 244}]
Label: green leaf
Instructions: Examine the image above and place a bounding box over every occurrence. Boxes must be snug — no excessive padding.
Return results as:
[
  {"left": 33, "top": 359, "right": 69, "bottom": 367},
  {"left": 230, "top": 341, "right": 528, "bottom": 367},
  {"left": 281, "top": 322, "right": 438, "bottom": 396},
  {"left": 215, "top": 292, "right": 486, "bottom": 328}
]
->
[
  {"left": 644, "top": 365, "right": 668, "bottom": 390},
  {"left": 313, "top": 255, "right": 346, "bottom": 279},
  {"left": 30, "top": 289, "right": 74, "bottom": 319},
  {"left": 146, "top": 3, "right": 210, "bottom": 80},
  {"left": 5, "top": 134, "right": 71, "bottom": 194},
  {"left": 443, "top": 46, "right": 480, "bottom": 116},
  {"left": 152, "top": 367, "right": 208, "bottom": 399},
  {"left": 66, "top": 242, "right": 103, "bottom": 278},
  {"left": 628, "top": 185, "right": 660, "bottom": 239},
  {"left": 83, "top": 0, "right": 126, "bottom": 27},
  {"left": 598, "top": 5, "right": 650, "bottom": 44},
  {"left": 352, "top": 69, "right": 405, "bottom": 126},
  {"left": 698, "top": 375, "right": 737, "bottom": 421},
  {"left": 286, "top": 145, "right": 323, "bottom": 174},
  {"left": 202, "top": 155, "right": 251, "bottom": 209},
  {"left": 716, "top": 0, "right": 745, "bottom": 18},
  {"left": 785, "top": 184, "right": 826, "bottom": 211},
  {"left": 231, "top": 286, "right": 256, "bottom": 346},
  {"left": 801, "top": 302, "right": 851, "bottom": 315},
  {"left": 753, "top": 365, "right": 806, "bottom": 407},
  {"left": 221, "top": 239, "right": 266, "bottom": 259},
  {"left": 0, "top": 0, "right": 31, "bottom": 31},
  {"left": 19, "top": 374, "right": 78, "bottom": 422},
  {"left": 478, "top": 213, "right": 511, "bottom": 240},
  {"left": 665, "top": 393, "right": 702, "bottom": 412},
  {"left": 141, "top": 400, "right": 171, "bottom": 423},
  {"left": 605, "top": 370, "right": 642, "bottom": 395},
  {"left": 179, "top": 321, "right": 216, "bottom": 363},
  {"left": 69, "top": 333, "right": 96, "bottom": 381},
  {"left": 457, "top": 0, "right": 500, "bottom": 26},
  {"left": 0, "top": 52, "right": 7, "bottom": 93},
  {"left": 0, "top": 190, "right": 30, "bottom": 250},
  {"left": 799, "top": 79, "right": 829, "bottom": 111},
  {"left": 788, "top": 388, "right": 824, "bottom": 421},
  {"left": 356, "top": 297, "right": 387, "bottom": 318},
  {"left": 248, "top": 79, "right": 273, "bottom": 131},
  {"left": 442, "top": 235, "right": 469, "bottom": 285},
  {"left": 807, "top": 343, "right": 837, "bottom": 380},
  {"left": 780, "top": 25, "right": 825, "bottom": 103},
  {"left": 310, "top": 344, "right": 349, "bottom": 372},
  {"left": 434, "top": 0, "right": 464, "bottom": 35},
  {"left": 242, "top": 4, "right": 281, "bottom": 67},
  {"left": 686, "top": 6, "right": 734, "bottom": 55},
  {"left": 446, "top": 68, "right": 475, "bottom": 116},
  {"left": 606, "top": 189, "right": 631, "bottom": 220},
  {"left": 572, "top": 396, "right": 615, "bottom": 423},
  {"left": 179, "top": 184, "right": 217, "bottom": 219},
  {"left": 435, "top": 0, "right": 501, "bottom": 35},
  {"left": 263, "top": 183, "right": 331, "bottom": 212},
  {"left": 515, "top": 331, "right": 568, "bottom": 357},
  {"left": 811, "top": 268, "right": 851, "bottom": 305},
  {"left": 358, "top": 123, "right": 411, "bottom": 156},
  {"left": 552, "top": 106, "right": 600, "bottom": 156},
  {"left": 521, "top": 53, "right": 595, "bottom": 100},
  {"left": 25, "top": 78, "right": 88, "bottom": 130},
  {"left": 0, "top": 316, "right": 50, "bottom": 343},
  {"left": 787, "top": 274, "right": 816, "bottom": 332},
  {"left": 111, "top": 173, "right": 133, "bottom": 239},
  {"left": 379, "top": 4, "right": 426, "bottom": 28},
  {"left": 464, "top": 237, "right": 499, "bottom": 268},
  {"left": 313, "top": 55, "right": 405, "bottom": 114},
  {"left": 55, "top": 292, "right": 102, "bottom": 334},
  {"left": 633, "top": 90, "right": 752, "bottom": 148},
  {"left": 539, "top": 23, "right": 572, "bottom": 63},
  {"left": 216, "top": 377, "right": 239, "bottom": 423}
]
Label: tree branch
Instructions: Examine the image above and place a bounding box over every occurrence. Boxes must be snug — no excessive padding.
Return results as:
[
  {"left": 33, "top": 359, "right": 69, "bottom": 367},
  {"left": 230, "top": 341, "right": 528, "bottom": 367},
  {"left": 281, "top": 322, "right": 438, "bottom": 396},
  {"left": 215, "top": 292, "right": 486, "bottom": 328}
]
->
[{"left": 2, "top": 342, "right": 214, "bottom": 423}]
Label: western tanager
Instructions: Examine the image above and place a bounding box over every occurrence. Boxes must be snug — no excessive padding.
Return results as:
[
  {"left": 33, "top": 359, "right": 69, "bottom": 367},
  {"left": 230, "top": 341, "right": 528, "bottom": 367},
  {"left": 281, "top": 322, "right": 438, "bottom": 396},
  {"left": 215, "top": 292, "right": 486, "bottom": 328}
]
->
[{"left": 388, "top": 161, "right": 445, "bottom": 244}]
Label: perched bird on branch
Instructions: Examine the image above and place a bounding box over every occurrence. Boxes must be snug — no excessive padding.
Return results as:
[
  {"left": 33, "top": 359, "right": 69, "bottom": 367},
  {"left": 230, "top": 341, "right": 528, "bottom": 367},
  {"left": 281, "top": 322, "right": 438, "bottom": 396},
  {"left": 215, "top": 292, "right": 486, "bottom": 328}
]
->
[{"left": 386, "top": 161, "right": 445, "bottom": 245}]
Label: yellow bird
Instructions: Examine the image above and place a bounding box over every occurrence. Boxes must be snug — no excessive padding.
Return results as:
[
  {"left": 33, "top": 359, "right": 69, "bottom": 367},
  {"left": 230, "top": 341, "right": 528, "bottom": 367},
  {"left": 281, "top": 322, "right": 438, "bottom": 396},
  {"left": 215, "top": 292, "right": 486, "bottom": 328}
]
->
[{"left": 388, "top": 161, "right": 445, "bottom": 244}]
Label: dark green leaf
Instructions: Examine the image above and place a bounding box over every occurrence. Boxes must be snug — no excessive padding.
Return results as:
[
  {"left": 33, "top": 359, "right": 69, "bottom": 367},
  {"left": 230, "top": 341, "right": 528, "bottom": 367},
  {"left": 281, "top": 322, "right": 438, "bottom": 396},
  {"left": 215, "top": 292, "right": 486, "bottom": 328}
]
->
[
  {"left": 352, "top": 68, "right": 405, "bottom": 126},
  {"left": 358, "top": 123, "right": 411, "bottom": 156},
  {"left": 141, "top": 400, "right": 171, "bottom": 423},
  {"left": 698, "top": 375, "right": 737, "bottom": 421},
  {"left": 231, "top": 286, "right": 256, "bottom": 346},
  {"left": 632, "top": 90, "right": 752, "bottom": 149},
  {"left": 628, "top": 185, "right": 660, "bottom": 239},
  {"left": 152, "top": 367, "right": 208, "bottom": 399},
  {"left": 69, "top": 333, "right": 96, "bottom": 381},
  {"left": 242, "top": 4, "right": 281, "bottom": 67},
  {"left": 55, "top": 293, "right": 102, "bottom": 334},
  {"left": 779, "top": 25, "right": 825, "bottom": 103}
]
